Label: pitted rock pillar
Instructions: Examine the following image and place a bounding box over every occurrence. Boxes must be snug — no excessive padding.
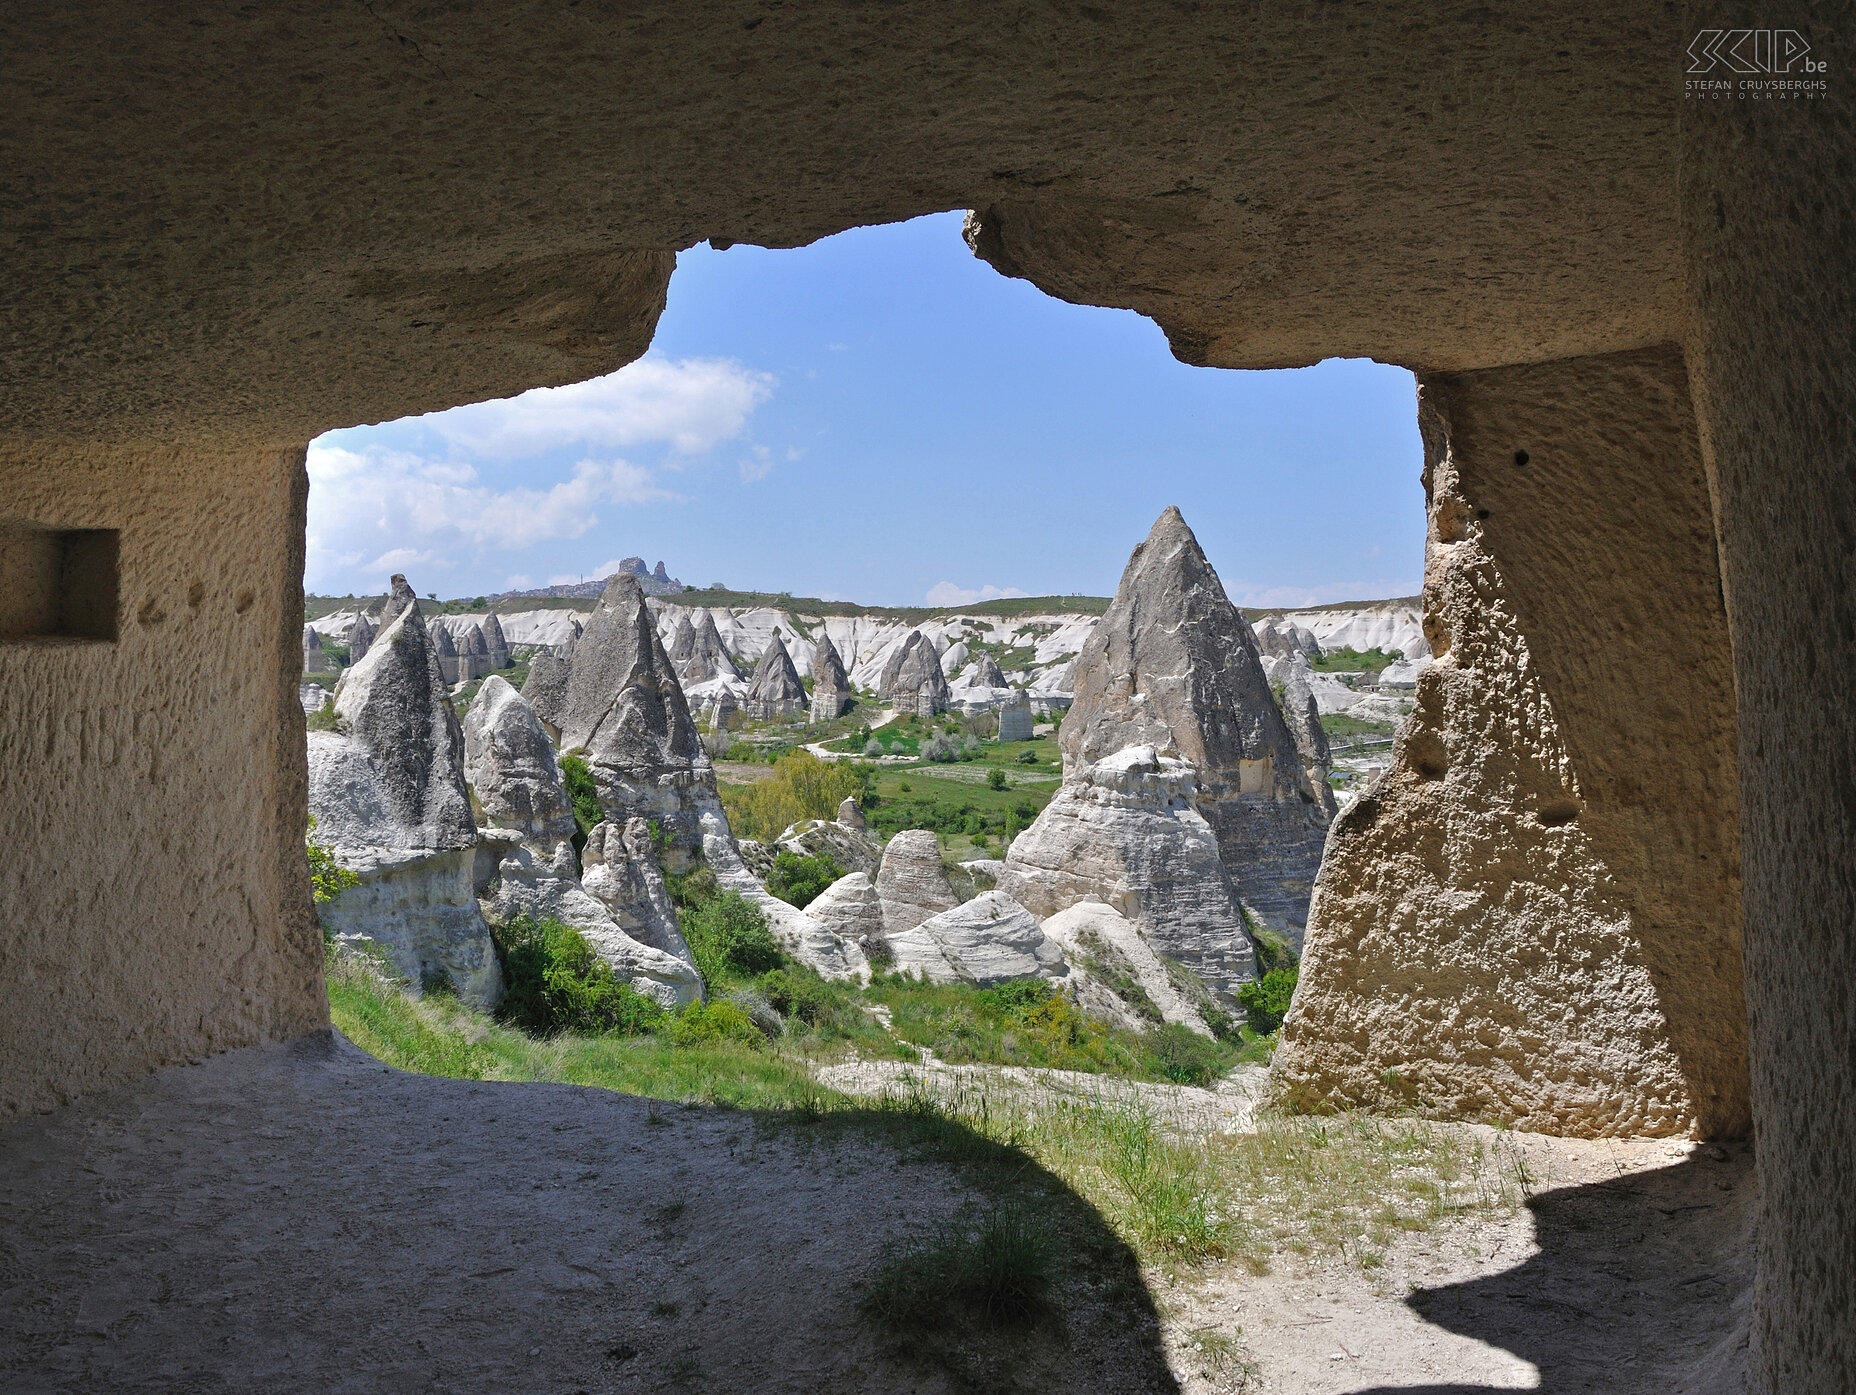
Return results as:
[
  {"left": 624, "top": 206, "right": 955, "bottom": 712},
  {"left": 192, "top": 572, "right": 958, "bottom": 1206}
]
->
[
  {"left": 1275, "top": 346, "right": 1747, "bottom": 1139},
  {"left": 0, "top": 443, "right": 327, "bottom": 1118}
]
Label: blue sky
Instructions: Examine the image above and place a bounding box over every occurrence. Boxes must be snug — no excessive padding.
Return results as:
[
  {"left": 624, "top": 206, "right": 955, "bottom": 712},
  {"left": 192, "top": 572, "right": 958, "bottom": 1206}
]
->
[{"left": 307, "top": 212, "right": 1423, "bottom": 608}]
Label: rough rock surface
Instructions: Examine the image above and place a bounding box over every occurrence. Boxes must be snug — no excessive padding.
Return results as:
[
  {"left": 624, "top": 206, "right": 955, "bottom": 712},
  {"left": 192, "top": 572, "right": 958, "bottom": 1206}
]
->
[
  {"left": 742, "top": 632, "right": 807, "bottom": 720},
  {"left": 997, "top": 688, "right": 1034, "bottom": 742},
  {"left": 458, "top": 678, "right": 698, "bottom": 1003},
  {"left": 837, "top": 796, "right": 865, "bottom": 830},
  {"left": 1275, "top": 353, "right": 1745, "bottom": 1139},
  {"left": 775, "top": 818, "right": 882, "bottom": 877},
  {"left": 667, "top": 614, "right": 696, "bottom": 664},
  {"left": 1040, "top": 899, "right": 1212, "bottom": 1035},
  {"left": 302, "top": 623, "right": 330, "bottom": 673},
  {"left": 809, "top": 634, "right": 850, "bottom": 721},
  {"left": 308, "top": 584, "right": 500, "bottom": 1006},
  {"left": 519, "top": 650, "right": 571, "bottom": 735},
  {"left": 887, "top": 891, "right": 1067, "bottom": 987},
  {"left": 804, "top": 872, "right": 885, "bottom": 946},
  {"left": 577, "top": 820, "right": 703, "bottom": 1002},
  {"left": 878, "top": 631, "right": 950, "bottom": 716},
  {"left": 699, "top": 796, "right": 868, "bottom": 981},
  {"left": 1278, "top": 657, "right": 1338, "bottom": 817},
  {"left": 480, "top": 613, "right": 511, "bottom": 671},
  {"left": 346, "top": 613, "right": 376, "bottom": 666},
  {"left": 967, "top": 654, "right": 1008, "bottom": 689},
  {"left": 556, "top": 574, "right": 714, "bottom": 863},
  {"left": 1062, "top": 507, "right": 1329, "bottom": 939},
  {"left": 999, "top": 745, "right": 1258, "bottom": 1001},
  {"left": 874, "top": 829, "right": 960, "bottom": 938},
  {"left": 462, "top": 676, "right": 577, "bottom": 848},
  {"left": 680, "top": 612, "right": 741, "bottom": 685}
]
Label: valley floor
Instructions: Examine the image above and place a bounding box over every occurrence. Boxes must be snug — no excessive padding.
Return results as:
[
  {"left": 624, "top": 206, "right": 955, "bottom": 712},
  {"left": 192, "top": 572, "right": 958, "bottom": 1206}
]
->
[{"left": 0, "top": 1027, "right": 1753, "bottom": 1394}]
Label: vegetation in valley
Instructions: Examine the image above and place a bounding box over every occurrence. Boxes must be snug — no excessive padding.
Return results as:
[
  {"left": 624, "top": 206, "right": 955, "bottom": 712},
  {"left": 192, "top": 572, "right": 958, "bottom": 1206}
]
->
[
  {"left": 716, "top": 748, "right": 868, "bottom": 842},
  {"left": 1310, "top": 645, "right": 1399, "bottom": 675}
]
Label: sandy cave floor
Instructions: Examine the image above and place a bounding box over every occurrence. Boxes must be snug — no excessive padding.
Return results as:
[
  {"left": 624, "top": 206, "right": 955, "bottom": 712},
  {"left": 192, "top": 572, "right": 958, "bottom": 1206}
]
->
[{"left": 1, "top": 1036, "right": 1753, "bottom": 1394}]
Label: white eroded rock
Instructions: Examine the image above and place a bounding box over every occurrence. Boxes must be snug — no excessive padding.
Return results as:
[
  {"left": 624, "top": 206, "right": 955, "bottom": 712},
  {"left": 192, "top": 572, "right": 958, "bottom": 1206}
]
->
[
  {"left": 805, "top": 872, "right": 885, "bottom": 945},
  {"left": 998, "top": 745, "right": 1258, "bottom": 1001},
  {"left": 886, "top": 891, "right": 1068, "bottom": 987},
  {"left": 874, "top": 829, "right": 960, "bottom": 937}
]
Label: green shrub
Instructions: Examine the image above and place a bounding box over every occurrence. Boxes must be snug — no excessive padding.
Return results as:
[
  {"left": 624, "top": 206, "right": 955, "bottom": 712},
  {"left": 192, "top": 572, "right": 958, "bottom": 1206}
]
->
[
  {"left": 986, "top": 768, "right": 1009, "bottom": 791},
  {"left": 1015, "top": 748, "right": 1040, "bottom": 764},
  {"left": 1149, "top": 1023, "right": 1227, "bottom": 1087},
  {"left": 306, "top": 699, "right": 341, "bottom": 731},
  {"left": 556, "top": 752, "right": 604, "bottom": 847},
  {"left": 306, "top": 815, "right": 359, "bottom": 907},
  {"left": 680, "top": 891, "right": 785, "bottom": 987},
  {"left": 1237, "top": 965, "right": 1299, "bottom": 1034},
  {"left": 718, "top": 748, "right": 868, "bottom": 840},
  {"left": 493, "top": 915, "right": 667, "bottom": 1037},
  {"left": 666, "top": 998, "right": 764, "bottom": 1048},
  {"left": 764, "top": 849, "right": 842, "bottom": 909},
  {"left": 665, "top": 862, "right": 718, "bottom": 910}
]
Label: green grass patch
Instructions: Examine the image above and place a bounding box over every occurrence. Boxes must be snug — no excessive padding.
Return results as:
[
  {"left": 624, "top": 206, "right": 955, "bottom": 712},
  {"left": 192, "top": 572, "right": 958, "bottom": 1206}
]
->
[
  {"left": 862, "top": 1203, "right": 1056, "bottom": 1330},
  {"left": 1310, "top": 646, "right": 1399, "bottom": 675},
  {"left": 1318, "top": 710, "right": 1399, "bottom": 742},
  {"left": 868, "top": 975, "right": 1245, "bottom": 1086}
]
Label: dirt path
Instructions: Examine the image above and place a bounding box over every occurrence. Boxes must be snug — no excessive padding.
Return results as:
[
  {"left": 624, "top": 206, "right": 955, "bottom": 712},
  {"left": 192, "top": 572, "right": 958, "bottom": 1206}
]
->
[
  {"left": 0, "top": 1034, "right": 1172, "bottom": 1394},
  {"left": 1, "top": 1040, "right": 1753, "bottom": 1394},
  {"left": 819, "top": 1057, "right": 1754, "bottom": 1394}
]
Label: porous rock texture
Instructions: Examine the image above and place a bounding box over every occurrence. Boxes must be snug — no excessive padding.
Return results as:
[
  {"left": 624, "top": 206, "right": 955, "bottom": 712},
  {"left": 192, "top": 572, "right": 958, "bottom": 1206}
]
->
[
  {"left": 0, "top": 444, "right": 326, "bottom": 1118},
  {"left": 667, "top": 613, "right": 696, "bottom": 665},
  {"left": 742, "top": 631, "right": 806, "bottom": 720},
  {"left": 556, "top": 574, "right": 713, "bottom": 865},
  {"left": 462, "top": 676, "right": 698, "bottom": 1007},
  {"left": 1274, "top": 348, "right": 1746, "bottom": 1141},
  {"left": 1063, "top": 507, "right": 1329, "bottom": 940},
  {"left": 308, "top": 587, "right": 501, "bottom": 1007},
  {"left": 886, "top": 890, "right": 1068, "bottom": 987},
  {"left": 873, "top": 829, "right": 960, "bottom": 939},
  {"left": 999, "top": 745, "right": 1258, "bottom": 1002},
  {"left": 837, "top": 796, "right": 865, "bottom": 831}
]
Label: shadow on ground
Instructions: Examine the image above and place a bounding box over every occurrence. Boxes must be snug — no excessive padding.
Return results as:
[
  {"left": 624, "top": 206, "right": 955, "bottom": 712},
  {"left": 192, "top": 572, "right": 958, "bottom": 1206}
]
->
[
  {"left": 0, "top": 1031, "right": 1178, "bottom": 1394},
  {"left": 1348, "top": 1146, "right": 1754, "bottom": 1395}
]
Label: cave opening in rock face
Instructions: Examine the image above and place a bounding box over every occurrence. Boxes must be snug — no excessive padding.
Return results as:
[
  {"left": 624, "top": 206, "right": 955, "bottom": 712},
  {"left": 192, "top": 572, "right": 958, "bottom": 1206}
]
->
[{"left": 2, "top": 6, "right": 1851, "bottom": 1389}]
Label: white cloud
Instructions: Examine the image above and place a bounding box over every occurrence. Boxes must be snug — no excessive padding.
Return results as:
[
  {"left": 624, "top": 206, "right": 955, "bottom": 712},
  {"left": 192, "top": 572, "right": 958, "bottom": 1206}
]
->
[
  {"left": 503, "top": 574, "right": 533, "bottom": 590},
  {"left": 369, "top": 547, "right": 447, "bottom": 574},
  {"left": 739, "top": 445, "right": 773, "bottom": 483},
  {"left": 1223, "top": 579, "right": 1420, "bottom": 608},
  {"left": 925, "top": 582, "right": 1031, "bottom": 607},
  {"left": 304, "top": 442, "right": 676, "bottom": 592},
  {"left": 423, "top": 356, "right": 774, "bottom": 460}
]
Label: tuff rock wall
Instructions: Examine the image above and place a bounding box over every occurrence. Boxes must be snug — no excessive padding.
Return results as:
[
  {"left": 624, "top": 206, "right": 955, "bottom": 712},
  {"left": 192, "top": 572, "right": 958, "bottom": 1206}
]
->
[
  {"left": 1681, "top": 25, "right": 1855, "bottom": 1384},
  {"left": 1274, "top": 347, "right": 1746, "bottom": 1139},
  {"left": 0, "top": 444, "right": 326, "bottom": 1117}
]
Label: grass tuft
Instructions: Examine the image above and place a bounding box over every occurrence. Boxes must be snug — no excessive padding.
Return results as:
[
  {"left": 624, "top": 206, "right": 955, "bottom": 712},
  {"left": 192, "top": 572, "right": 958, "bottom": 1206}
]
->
[{"left": 862, "top": 1203, "right": 1057, "bottom": 1329}]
